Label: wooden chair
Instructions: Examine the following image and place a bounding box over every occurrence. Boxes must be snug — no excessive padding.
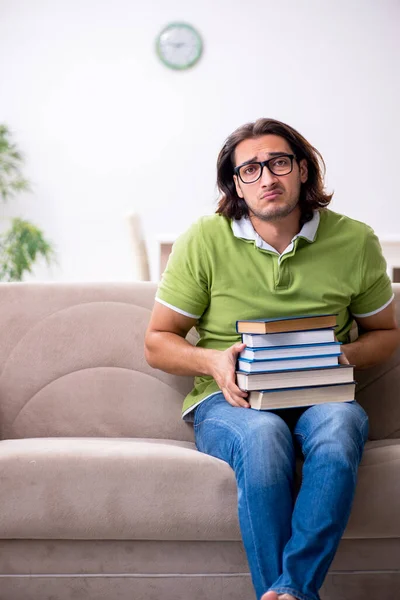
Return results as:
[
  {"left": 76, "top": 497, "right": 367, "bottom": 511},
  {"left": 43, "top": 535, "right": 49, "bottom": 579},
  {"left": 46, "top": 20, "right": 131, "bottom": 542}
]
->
[{"left": 126, "top": 212, "right": 151, "bottom": 281}]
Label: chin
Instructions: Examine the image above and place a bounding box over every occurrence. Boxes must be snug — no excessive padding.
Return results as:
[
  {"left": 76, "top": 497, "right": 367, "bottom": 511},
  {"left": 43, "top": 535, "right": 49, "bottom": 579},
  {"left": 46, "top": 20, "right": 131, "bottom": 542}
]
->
[
  {"left": 262, "top": 201, "right": 299, "bottom": 220},
  {"left": 255, "top": 208, "right": 291, "bottom": 222}
]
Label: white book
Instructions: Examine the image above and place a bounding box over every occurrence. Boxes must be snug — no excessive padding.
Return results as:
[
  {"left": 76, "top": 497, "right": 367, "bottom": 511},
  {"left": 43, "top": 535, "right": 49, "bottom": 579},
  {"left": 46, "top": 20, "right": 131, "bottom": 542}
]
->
[
  {"left": 242, "top": 328, "right": 336, "bottom": 348},
  {"left": 237, "top": 355, "right": 339, "bottom": 373},
  {"left": 240, "top": 342, "right": 341, "bottom": 361}
]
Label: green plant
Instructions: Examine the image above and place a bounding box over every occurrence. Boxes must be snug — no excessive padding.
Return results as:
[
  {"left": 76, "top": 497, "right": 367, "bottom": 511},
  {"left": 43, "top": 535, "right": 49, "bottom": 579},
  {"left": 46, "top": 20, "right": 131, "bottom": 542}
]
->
[{"left": 0, "top": 125, "right": 56, "bottom": 281}]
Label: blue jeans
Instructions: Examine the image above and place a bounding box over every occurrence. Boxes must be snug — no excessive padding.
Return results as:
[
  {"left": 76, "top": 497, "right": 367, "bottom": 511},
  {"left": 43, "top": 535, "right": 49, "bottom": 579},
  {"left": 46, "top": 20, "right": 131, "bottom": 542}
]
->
[{"left": 193, "top": 393, "right": 369, "bottom": 600}]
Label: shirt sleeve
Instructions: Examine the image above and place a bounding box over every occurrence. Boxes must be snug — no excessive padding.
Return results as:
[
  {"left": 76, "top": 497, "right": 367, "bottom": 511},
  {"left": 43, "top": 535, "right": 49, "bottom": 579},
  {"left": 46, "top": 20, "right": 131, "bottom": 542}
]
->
[
  {"left": 349, "top": 225, "right": 393, "bottom": 317},
  {"left": 156, "top": 220, "right": 210, "bottom": 318}
]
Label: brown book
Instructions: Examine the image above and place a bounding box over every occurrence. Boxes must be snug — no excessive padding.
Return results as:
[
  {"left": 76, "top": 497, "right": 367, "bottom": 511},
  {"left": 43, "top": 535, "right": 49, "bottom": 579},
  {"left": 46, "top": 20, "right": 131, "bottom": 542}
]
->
[
  {"left": 236, "top": 313, "right": 337, "bottom": 335},
  {"left": 249, "top": 382, "right": 356, "bottom": 410}
]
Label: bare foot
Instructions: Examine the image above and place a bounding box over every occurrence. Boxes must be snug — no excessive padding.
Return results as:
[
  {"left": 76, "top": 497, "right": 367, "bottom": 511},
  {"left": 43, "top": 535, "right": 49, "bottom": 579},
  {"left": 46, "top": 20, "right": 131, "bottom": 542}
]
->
[{"left": 261, "top": 593, "right": 298, "bottom": 600}]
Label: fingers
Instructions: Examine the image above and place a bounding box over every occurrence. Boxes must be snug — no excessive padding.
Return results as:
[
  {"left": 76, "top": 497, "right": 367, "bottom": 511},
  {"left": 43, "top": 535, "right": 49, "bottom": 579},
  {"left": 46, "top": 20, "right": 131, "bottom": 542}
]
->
[
  {"left": 235, "top": 342, "right": 246, "bottom": 350},
  {"left": 230, "top": 342, "right": 246, "bottom": 356},
  {"left": 214, "top": 343, "right": 249, "bottom": 407},
  {"left": 222, "top": 387, "right": 250, "bottom": 408},
  {"left": 222, "top": 375, "right": 249, "bottom": 408},
  {"left": 335, "top": 336, "right": 349, "bottom": 364}
]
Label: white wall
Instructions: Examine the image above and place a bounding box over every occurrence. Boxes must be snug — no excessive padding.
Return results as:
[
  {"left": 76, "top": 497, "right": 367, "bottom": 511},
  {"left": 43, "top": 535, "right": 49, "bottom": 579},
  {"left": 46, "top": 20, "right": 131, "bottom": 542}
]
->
[{"left": 0, "top": 0, "right": 399, "bottom": 281}]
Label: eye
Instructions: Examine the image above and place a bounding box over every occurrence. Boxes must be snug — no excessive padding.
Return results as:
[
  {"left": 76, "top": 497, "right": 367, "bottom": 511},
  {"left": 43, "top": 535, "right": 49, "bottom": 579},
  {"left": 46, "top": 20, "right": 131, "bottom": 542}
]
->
[
  {"left": 238, "top": 163, "right": 262, "bottom": 182},
  {"left": 272, "top": 157, "right": 290, "bottom": 168}
]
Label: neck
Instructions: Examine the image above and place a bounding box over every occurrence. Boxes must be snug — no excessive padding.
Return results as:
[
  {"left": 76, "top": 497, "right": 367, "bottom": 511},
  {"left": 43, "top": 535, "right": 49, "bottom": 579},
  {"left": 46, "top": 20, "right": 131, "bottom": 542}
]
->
[{"left": 249, "top": 207, "right": 302, "bottom": 254}]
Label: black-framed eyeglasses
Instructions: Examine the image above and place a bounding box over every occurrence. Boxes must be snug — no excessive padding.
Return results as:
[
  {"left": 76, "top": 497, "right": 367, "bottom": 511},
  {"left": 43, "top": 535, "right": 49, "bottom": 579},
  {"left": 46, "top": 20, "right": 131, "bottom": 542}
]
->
[{"left": 234, "top": 153, "right": 296, "bottom": 184}]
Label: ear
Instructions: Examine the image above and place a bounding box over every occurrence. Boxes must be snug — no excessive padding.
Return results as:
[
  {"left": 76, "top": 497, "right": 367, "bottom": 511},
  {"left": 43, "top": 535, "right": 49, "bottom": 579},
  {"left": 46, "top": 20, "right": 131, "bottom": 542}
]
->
[
  {"left": 299, "top": 159, "right": 308, "bottom": 184},
  {"left": 233, "top": 174, "right": 244, "bottom": 198}
]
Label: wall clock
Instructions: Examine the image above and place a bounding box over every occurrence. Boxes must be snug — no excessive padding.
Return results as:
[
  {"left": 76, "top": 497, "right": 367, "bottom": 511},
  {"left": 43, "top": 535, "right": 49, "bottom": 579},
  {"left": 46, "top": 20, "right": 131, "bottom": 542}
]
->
[{"left": 156, "top": 22, "right": 203, "bottom": 70}]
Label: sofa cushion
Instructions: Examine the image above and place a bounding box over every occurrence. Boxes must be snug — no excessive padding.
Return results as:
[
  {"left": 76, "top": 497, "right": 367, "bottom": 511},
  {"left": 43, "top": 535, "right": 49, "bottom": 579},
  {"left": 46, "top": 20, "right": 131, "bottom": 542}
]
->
[
  {"left": 0, "top": 437, "right": 399, "bottom": 541},
  {"left": 355, "top": 344, "right": 400, "bottom": 439},
  {"left": 346, "top": 439, "right": 400, "bottom": 536},
  {"left": 0, "top": 284, "right": 194, "bottom": 442},
  {"left": 0, "top": 437, "right": 239, "bottom": 540}
]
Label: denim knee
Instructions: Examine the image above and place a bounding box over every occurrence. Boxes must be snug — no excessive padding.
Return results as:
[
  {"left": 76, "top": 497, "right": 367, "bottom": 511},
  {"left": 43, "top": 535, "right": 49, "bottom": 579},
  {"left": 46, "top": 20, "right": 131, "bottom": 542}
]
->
[
  {"left": 194, "top": 396, "right": 296, "bottom": 484},
  {"left": 294, "top": 401, "right": 369, "bottom": 463},
  {"left": 237, "top": 415, "right": 296, "bottom": 487}
]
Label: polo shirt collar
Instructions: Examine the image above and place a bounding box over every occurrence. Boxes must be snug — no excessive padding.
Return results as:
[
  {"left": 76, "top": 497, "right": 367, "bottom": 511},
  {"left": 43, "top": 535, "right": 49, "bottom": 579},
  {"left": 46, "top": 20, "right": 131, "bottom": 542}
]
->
[{"left": 232, "top": 210, "right": 320, "bottom": 253}]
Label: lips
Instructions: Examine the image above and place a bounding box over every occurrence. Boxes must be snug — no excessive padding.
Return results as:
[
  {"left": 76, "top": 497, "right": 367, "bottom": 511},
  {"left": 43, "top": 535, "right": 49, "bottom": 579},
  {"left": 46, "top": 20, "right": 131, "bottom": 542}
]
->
[{"left": 260, "top": 189, "right": 283, "bottom": 200}]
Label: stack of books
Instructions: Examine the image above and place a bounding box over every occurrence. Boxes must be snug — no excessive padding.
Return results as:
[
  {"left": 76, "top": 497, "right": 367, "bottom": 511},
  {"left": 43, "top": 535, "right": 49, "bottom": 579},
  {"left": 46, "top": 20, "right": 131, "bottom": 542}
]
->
[{"left": 235, "top": 314, "right": 355, "bottom": 410}]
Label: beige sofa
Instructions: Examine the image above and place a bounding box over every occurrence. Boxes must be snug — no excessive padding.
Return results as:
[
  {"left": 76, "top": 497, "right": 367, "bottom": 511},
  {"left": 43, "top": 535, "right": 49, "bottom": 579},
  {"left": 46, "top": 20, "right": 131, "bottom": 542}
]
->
[{"left": 0, "top": 282, "right": 399, "bottom": 600}]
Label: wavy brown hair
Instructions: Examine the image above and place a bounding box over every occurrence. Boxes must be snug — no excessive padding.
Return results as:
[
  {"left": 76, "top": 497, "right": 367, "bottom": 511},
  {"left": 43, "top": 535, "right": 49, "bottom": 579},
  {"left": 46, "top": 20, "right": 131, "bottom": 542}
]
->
[{"left": 216, "top": 118, "right": 333, "bottom": 223}]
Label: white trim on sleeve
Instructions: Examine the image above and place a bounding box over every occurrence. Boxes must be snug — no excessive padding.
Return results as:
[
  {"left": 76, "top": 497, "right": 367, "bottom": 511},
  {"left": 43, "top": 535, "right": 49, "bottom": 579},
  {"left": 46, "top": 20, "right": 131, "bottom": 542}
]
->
[
  {"left": 352, "top": 294, "right": 394, "bottom": 318},
  {"left": 155, "top": 297, "right": 201, "bottom": 319}
]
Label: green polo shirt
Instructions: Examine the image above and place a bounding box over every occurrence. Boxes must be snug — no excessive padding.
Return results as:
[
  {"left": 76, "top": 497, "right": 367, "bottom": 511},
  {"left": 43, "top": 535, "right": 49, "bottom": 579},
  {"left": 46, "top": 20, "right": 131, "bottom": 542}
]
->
[{"left": 156, "top": 209, "right": 393, "bottom": 418}]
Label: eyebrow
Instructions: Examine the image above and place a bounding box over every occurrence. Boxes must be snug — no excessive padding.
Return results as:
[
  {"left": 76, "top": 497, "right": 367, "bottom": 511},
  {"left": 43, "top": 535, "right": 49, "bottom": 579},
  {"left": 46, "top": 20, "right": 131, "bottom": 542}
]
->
[{"left": 236, "top": 152, "right": 291, "bottom": 169}]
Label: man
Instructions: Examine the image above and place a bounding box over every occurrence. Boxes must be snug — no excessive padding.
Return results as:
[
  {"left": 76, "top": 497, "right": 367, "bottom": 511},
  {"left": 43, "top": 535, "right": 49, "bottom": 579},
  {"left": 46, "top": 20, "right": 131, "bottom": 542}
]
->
[{"left": 144, "top": 118, "right": 400, "bottom": 600}]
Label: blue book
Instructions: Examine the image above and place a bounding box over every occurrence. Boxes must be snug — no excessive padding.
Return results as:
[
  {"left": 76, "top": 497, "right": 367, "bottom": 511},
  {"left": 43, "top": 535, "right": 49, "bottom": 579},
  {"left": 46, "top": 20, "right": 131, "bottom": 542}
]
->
[
  {"left": 237, "top": 354, "right": 339, "bottom": 373},
  {"left": 236, "top": 313, "right": 337, "bottom": 334},
  {"left": 240, "top": 342, "right": 341, "bottom": 361}
]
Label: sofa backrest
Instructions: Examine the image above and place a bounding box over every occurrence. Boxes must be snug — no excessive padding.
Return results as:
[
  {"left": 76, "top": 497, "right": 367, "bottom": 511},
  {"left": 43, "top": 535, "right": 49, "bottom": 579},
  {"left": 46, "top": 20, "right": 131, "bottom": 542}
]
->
[
  {"left": 1, "top": 282, "right": 400, "bottom": 442},
  {"left": 355, "top": 283, "right": 400, "bottom": 440},
  {"left": 0, "top": 283, "right": 195, "bottom": 442}
]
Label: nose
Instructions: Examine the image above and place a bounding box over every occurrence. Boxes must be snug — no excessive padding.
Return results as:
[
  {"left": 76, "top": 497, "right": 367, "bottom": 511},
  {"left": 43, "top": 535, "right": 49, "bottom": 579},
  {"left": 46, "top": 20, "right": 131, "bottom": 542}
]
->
[{"left": 260, "top": 164, "right": 279, "bottom": 186}]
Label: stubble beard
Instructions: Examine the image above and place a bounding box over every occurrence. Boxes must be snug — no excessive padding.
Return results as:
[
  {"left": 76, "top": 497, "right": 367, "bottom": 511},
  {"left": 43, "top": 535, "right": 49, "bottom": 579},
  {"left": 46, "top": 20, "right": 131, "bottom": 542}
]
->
[{"left": 247, "top": 196, "right": 300, "bottom": 223}]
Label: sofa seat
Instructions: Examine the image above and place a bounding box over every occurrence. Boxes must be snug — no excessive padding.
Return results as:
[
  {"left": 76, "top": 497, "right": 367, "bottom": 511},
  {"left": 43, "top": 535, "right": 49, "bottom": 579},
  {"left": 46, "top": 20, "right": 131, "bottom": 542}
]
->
[
  {"left": 0, "top": 437, "right": 240, "bottom": 541},
  {"left": 1, "top": 436, "right": 399, "bottom": 543},
  {"left": 345, "top": 438, "right": 400, "bottom": 537}
]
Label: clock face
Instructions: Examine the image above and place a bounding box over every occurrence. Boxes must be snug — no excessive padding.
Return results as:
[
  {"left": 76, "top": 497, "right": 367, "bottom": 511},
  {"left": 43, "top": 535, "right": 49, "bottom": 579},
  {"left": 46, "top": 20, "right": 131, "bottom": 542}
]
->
[{"left": 156, "top": 23, "right": 203, "bottom": 70}]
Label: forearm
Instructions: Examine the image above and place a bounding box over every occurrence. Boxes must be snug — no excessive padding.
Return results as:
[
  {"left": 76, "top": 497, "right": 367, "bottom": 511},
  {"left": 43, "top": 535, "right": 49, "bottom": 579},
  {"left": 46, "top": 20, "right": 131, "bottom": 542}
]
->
[
  {"left": 145, "top": 331, "right": 219, "bottom": 376},
  {"left": 342, "top": 328, "right": 400, "bottom": 370}
]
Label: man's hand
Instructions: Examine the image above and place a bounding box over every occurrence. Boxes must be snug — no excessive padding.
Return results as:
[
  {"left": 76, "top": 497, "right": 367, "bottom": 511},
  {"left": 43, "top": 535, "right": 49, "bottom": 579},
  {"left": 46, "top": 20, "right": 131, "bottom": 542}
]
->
[
  {"left": 209, "top": 342, "right": 250, "bottom": 408},
  {"left": 334, "top": 334, "right": 350, "bottom": 365},
  {"left": 338, "top": 347, "right": 350, "bottom": 365}
]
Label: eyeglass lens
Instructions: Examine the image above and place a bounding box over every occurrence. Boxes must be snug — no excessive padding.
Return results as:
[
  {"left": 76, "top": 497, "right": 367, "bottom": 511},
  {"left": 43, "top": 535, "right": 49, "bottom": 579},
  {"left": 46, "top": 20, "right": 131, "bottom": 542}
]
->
[{"left": 239, "top": 155, "right": 292, "bottom": 183}]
